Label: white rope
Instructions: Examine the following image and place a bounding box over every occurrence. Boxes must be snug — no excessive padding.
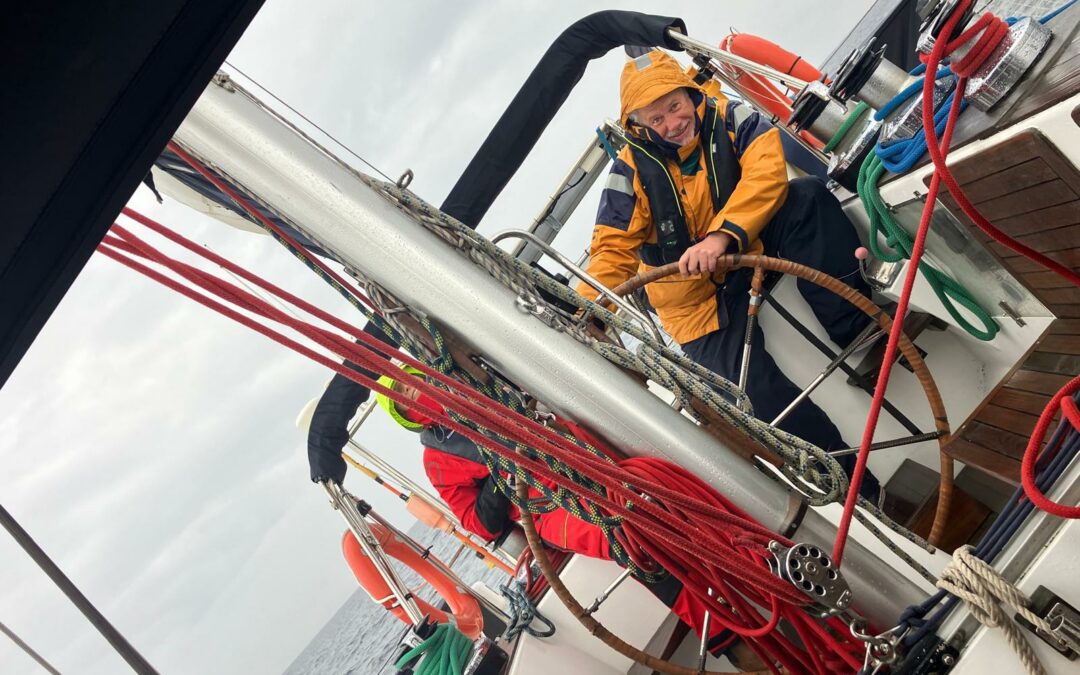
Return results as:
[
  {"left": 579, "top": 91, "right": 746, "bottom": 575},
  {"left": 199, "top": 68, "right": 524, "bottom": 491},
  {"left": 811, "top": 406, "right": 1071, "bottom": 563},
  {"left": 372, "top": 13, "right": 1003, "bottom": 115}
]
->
[{"left": 936, "top": 545, "right": 1050, "bottom": 675}]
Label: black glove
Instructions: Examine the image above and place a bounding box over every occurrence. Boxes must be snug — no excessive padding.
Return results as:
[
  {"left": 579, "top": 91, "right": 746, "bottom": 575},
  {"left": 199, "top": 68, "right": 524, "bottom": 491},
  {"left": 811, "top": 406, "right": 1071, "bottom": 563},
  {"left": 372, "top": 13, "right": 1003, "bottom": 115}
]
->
[{"left": 474, "top": 475, "right": 513, "bottom": 540}]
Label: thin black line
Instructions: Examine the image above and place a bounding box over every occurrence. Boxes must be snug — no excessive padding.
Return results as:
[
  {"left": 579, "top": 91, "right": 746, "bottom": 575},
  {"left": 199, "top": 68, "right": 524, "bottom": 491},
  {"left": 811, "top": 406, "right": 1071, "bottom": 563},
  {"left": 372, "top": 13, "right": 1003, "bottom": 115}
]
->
[
  {"left": 224, "top": 61, "right": 396, "bottom": 183},
  {"left": 763, "top": 294, "right": 924, "bottom": 436}
]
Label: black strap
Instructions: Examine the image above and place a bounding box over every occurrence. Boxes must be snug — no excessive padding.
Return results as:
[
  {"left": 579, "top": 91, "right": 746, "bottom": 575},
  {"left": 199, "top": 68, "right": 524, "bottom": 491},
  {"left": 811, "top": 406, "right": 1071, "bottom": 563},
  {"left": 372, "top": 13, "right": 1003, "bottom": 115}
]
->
[
  {"left": 420, "top": 426, "right": 487, "bottom": 464},
  {"left": 629, "top": 98, "right": 741, "bottom": 267},
  {"left": 638, "top": 242, "right": 669, "bottom": 267},
  {"left": 700, "top": 101, "right": 741, "bottom": 215},
  {"left": 628, "top": 139, "right": 691, "bottom": 266}
]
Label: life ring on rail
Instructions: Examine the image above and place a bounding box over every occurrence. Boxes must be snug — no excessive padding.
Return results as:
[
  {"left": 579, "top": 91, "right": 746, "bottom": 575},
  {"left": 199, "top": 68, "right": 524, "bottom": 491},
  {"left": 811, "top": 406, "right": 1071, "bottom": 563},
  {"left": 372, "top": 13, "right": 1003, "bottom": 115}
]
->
[
  {"left": 717, "top": 33, "right": 825, "bottom": 149},
  {"left": 342, "top": 524, "right": 483, "bottom": 640}
]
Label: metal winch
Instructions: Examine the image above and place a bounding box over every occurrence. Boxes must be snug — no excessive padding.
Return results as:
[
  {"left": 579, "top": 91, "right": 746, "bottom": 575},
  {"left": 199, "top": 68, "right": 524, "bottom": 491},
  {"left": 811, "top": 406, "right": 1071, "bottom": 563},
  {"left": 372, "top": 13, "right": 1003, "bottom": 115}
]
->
[
  {"left": 829, "top": 36, "right": 915, "bottom": 110},
  {"left": 878, "top": 70, "right": 959, "bottom": 146},
  {"left": 788, "top": 81, "right": 876, "bottom": 191},
  {"left": 917, "top": 0, "right": 1054, "bottom": 111},
  {"left": 789, "top": 80, "right": 854, "bottom": 143}
]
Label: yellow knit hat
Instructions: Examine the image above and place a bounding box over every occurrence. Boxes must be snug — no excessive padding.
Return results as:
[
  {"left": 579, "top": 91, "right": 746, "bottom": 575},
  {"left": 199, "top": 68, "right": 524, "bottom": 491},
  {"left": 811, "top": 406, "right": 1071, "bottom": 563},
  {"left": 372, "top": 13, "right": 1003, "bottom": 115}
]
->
[{"left": 375, "top": 364, "right": 425, "bottom": 432}]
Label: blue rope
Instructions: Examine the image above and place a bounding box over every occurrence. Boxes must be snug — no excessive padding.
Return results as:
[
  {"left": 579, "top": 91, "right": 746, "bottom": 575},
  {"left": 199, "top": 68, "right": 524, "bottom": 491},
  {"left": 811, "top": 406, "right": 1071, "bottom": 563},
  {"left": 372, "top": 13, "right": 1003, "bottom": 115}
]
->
[
  {"left": 876, "top": 89, "right": 968, "bottom": 174},
  {"left": 897, "top": 393, "right": 1080, "bottom": 648},
  {"left": 1004, "top": 0, "right": 1073, "bottom": 25},
  {"left": 1038, "top": 0, "right": 1076, "bottom": 23}
]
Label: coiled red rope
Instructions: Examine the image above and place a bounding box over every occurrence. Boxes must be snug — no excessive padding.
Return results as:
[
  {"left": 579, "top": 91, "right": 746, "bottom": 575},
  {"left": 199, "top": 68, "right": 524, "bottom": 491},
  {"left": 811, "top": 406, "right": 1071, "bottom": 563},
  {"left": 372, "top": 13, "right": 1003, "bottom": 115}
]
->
[
  {"left": 921, "top": 5, "right": 1080, "bottom": 287},
  {"left": 1021, "top": 375, "right": 1080, "bottom": 519},
  {"left": 101, "top": 207, "right": 863, "bottom": 674}
]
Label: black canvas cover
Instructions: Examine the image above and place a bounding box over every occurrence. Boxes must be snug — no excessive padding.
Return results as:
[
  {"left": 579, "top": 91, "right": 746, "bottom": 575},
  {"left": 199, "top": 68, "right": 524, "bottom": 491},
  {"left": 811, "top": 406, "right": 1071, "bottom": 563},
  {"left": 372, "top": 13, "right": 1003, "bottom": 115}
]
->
[
  {"left": 821, "top": 0, "right": 922, "bottom": 75},
  {"left": 0, "top": 1, "right": 264, "bottom": 389},
  {"left": 439, "top": 10, "right": 688, "bottom": 228},
  {"left": 153, "top": 150, "right": 333, "bottom": 259}
]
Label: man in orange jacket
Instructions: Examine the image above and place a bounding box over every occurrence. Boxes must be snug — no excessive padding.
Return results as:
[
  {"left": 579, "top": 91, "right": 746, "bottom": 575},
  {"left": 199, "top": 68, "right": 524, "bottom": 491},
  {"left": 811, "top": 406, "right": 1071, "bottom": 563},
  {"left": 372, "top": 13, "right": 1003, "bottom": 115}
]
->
[{"left": 581, "top": 50, "right": 879, "bottom": 498}]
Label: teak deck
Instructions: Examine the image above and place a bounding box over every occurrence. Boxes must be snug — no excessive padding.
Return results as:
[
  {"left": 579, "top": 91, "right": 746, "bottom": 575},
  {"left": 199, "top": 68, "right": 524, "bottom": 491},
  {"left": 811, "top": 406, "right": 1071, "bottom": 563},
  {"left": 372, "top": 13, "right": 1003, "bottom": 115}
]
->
[{"left": 926, "top": 126, "right": 1080, "bottom": 486}]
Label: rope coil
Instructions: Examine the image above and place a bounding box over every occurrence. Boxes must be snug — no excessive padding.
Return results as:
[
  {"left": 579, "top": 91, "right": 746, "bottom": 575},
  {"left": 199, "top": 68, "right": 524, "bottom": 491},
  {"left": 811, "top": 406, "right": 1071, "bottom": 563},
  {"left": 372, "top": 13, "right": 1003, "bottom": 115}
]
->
[
  {"left": 936, "top": 546, "right": 1049, "bottom": 675},
  {"left": 395, "top": 622, "right": 474, "bottom": 675},
  {"left": 111, "top": 100, "right": 965, "bottom": 673}
]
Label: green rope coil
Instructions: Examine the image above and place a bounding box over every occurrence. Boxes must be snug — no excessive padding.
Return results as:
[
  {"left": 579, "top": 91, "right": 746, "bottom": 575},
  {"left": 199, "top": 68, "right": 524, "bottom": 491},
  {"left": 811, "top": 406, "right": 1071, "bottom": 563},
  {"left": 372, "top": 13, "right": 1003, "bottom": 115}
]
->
[
  {"left": 857, "top": 151, "right": 998, "bottom": 341},
  {"left": 394, "top": 623, "right": 473, "bottom": 675}
]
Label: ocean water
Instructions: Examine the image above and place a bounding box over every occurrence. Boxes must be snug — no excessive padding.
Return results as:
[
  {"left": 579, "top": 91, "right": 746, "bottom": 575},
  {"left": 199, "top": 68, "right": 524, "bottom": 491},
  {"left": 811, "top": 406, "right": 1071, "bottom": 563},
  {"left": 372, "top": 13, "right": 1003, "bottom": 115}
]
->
[{"left": 284, "top": 523, "right": 508, "bottom": 675}]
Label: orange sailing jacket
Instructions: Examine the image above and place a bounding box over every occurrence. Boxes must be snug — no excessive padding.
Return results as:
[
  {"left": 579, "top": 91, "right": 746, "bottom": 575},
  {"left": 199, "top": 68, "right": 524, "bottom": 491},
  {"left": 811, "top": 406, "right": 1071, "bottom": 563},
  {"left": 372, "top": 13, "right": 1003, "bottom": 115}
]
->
[{"left": 580, "top": 51, "right": 789, "bottom": 345}]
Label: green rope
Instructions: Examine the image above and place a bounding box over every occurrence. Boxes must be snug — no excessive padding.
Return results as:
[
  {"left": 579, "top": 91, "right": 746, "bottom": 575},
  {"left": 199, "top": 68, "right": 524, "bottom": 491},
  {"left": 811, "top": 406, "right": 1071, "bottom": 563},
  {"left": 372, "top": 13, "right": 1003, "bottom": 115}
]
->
[
  {"left": 394, "top": 623, "right": 474, "bottom": 675},
  {"left": 856, "top": 151, "right": 998, "bottom": 341},
  {"left": 822, "top": 101, "right": 870, "bottom": 154}
]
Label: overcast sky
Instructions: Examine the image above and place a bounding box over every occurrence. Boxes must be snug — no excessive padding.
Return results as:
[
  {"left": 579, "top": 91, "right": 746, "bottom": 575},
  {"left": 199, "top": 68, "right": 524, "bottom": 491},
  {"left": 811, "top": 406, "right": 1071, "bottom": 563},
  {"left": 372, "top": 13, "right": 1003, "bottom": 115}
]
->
[{"left": 0, "top": 2, "right": 869, "bottom": 673}]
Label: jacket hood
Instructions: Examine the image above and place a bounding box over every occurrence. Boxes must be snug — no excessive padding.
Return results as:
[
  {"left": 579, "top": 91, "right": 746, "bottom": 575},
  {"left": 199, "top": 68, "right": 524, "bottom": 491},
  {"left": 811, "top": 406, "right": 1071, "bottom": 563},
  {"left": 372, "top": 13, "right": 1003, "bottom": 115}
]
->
[{"left": 619, "top": 50, "right": 703, "bottom": 128}]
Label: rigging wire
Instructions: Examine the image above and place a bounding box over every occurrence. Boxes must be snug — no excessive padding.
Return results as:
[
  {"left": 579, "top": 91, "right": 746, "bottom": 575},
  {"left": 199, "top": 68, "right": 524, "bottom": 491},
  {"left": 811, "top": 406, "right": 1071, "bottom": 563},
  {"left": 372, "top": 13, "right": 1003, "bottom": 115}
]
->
[
  {"left": 0, "top": 621, "right": 62, "bottom": 675},
  {"left": 204, "top": 242, "right": 307, "bottom": 322},
  {"left": 223, "top": 61, "right": 398, "bottom": 184},
  {"left": 0, "top": 504, "right": 159, "bottom": 675}
]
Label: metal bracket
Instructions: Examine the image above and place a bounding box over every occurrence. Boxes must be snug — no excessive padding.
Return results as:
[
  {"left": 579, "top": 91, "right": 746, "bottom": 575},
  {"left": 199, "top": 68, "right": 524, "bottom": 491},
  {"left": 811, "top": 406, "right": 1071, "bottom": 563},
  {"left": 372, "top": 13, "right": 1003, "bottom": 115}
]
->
[
  {"left": 1043, "top": 602, "right": 1080, "bottom": 657},
  {"left": 998, "top": 300, "right": 1027, "bottom": 327},
  {"left": 211, "top": 71, "right": 236, "bottom": 93},
  {"left": 514, "top": 291, "right": 564, "bottom": 332},
  {"left": 890, "top": 630, "right": 959, "bottom": 674},
  {"left": 492, "top": 229, "right": 664, "bottom": 343},
  {"left": 1016, "top": 585, "right": 1080, "bottom": 659},
  {"left": 852, "top": 620, "right": 905, "bottom": 672}
]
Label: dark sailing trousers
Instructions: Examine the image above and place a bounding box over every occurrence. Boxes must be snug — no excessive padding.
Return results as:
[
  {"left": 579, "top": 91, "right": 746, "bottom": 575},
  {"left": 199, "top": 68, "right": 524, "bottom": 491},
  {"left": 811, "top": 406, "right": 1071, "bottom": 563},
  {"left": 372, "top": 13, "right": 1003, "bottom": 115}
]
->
[{"left": 681, "top": 177, "right": 881, "bottom": 500}]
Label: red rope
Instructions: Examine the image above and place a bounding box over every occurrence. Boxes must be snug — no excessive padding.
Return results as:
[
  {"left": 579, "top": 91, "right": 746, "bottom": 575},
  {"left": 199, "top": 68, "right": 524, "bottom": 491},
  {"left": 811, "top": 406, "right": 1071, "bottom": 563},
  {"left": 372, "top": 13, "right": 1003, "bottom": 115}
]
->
[
  {"left": 925, "top": 3, "right": 1080, "bottom": 521},
  {"left": 163, "top": 142, "right": 384, "bottom": 314},
  {"left": 100, "top": 207, "right": 865, "bottom": 673},
  {"left": 1021, "top": 375, "right": 1080, "bottom": 519},
  {"left": 944, "top": 12, "right": 1009, "bottom": 77},
  {"left": 835, "top": 0, "right": 1080, "bottom": 561},
  {"left": 918, "top": 5, "right": 1080, "bottom": 288},
  {"left": 833, "top": 3, "right": 970, "bottom": 563}
]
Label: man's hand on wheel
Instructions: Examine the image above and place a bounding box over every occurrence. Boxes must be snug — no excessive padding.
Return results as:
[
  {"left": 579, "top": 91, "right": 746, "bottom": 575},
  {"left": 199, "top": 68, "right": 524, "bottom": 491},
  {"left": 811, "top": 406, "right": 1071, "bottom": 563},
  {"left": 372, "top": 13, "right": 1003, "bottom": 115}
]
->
[{"left": 678, "top": 231, "right": 733, "bottom": 276}]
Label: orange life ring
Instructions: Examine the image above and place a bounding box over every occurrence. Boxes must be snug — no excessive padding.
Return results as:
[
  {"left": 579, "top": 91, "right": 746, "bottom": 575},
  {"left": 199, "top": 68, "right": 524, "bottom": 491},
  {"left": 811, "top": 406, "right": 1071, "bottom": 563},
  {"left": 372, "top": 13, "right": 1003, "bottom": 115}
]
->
[
  {"left": 717, "top": 33, "right": 825, "bottom": 149},
  {"left": 341, "top": 525, "right": 484, "bottom": 640}
]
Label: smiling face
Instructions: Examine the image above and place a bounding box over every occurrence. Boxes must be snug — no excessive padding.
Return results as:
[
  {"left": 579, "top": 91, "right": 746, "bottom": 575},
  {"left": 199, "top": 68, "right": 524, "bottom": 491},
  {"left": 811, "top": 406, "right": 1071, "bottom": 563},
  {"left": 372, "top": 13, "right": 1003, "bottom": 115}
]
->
[{"left": 632, "top": 88, "right": 696, "bottom": 147}]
